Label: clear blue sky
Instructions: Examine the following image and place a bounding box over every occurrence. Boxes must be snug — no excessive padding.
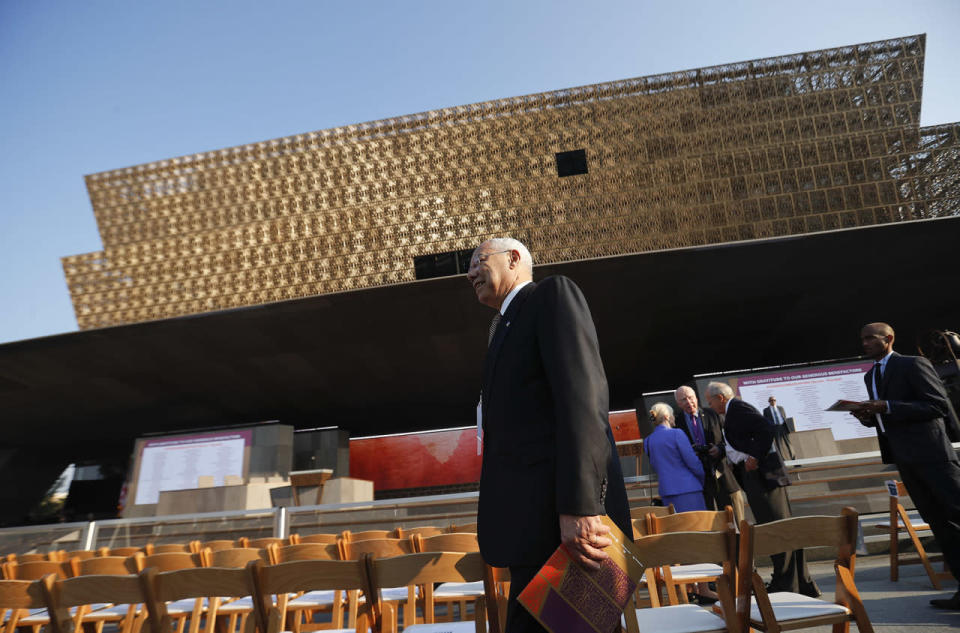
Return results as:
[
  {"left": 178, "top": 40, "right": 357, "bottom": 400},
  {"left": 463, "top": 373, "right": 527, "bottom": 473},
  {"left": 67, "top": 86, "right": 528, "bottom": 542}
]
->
[{"left": 1, "top": 0, "right": 957, "bottom": 344}]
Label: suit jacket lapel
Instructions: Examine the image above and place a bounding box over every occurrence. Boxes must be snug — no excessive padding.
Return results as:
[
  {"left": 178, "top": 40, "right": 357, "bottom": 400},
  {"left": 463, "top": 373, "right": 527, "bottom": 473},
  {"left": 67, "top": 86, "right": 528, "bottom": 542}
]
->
[
  {"left": 482, "top": 282, "right": 536, "bottom": 399},
  {"left": 878, "top": 352, "right": 899, "bottom": 398}
]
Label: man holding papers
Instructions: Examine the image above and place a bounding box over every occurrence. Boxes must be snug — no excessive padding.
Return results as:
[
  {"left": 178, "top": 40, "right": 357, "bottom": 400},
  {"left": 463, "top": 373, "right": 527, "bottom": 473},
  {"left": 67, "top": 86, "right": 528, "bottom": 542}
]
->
[{"left": 851, "top": 322, "right": 960, "bottom": 610}]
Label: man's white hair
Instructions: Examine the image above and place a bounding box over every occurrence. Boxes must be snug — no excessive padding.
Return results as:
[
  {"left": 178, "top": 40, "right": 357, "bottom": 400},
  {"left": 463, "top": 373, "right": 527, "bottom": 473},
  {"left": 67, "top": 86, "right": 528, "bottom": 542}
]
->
[
  {"left": 482, "top": 237, "right": 533, "bottom": 274},
  {"left": 674, "top": 385, "right": 695, "bottom": 403},
  {"left": 649, "top": 402, "right": 674, "bottom": 425},
  {"left": 705, "top": 381, "right": 735, "bottom": 399}
]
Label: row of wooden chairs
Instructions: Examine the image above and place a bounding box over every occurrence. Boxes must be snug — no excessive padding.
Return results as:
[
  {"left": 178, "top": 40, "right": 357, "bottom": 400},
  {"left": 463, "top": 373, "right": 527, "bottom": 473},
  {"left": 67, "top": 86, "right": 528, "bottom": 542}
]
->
[
  {"left": 0, "top": 549, "right": 497, "bottom": 633},
  {"left": 3, "top": 531, "right": 494, "bottom": 632},
  {"left": 3, "top": 523, "right": 482, "bottom": 564},
  {"left": 625, "top": 506, "right": 873, "bottom": 633}
]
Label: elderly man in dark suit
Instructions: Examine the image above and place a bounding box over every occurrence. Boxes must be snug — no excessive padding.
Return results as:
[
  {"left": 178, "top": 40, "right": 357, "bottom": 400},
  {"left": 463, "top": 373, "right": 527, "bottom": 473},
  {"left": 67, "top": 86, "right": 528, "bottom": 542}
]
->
[
  {"left": 851, "top": 322, "right": 960, "bottom": 610},
  {"left": 673, "top": 385, "right": 745, "bottom": 523},
  {"left": 705, "top": 381, "right": 819, "bottom": 597},
  {"left": 466, "top": 237, "right": 631, "bottom": 633}
]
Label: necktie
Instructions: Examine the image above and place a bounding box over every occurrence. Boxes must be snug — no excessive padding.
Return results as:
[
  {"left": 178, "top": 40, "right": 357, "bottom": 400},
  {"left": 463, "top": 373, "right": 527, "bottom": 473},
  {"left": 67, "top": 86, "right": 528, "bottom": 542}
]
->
[
  {"left": 487, "top": 313, "right": 502, "bottom": 346},
  {"left": 691, "top": 414, "right": 704, "bottom": 445},
  {"left": 873, "top": 361, "right": 883, "bottom": 398}
]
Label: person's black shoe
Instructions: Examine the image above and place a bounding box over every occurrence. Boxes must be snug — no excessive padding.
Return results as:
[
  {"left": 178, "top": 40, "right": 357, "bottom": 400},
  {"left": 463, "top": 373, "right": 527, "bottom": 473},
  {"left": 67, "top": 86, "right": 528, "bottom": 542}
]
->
[
  {"left": 798, "top": 581, "right": 822, "bottom": 599},
  {"left": 930, "top": 591, "right": 960, "bottom": 609},
  {"left": 695, "top": 594, "right": 718, "bottom": 605}
]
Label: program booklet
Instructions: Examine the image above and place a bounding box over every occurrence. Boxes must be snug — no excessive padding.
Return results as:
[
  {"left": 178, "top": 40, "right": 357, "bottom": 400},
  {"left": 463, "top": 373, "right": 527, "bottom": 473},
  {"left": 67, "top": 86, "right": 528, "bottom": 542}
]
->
[
  {"left": 518, "top": 515, "right": 644, "bottom": 633},
  {"left": 825, "top": 399, "right": 866, "bottom": 412}
]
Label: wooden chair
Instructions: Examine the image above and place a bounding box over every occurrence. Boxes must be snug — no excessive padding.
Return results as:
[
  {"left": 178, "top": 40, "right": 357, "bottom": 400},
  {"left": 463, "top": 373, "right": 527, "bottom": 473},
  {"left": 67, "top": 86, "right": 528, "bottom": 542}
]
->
[
  {"left": 244, "top": 538, "right": 293, "bottom": 550},
  {"left": 364, "top": 552, "right": 497, "bottom": 633},
  {"left": 58, "top": 550, "right": 99, "bottom": 563},
  {"left": 414, "top": 533, "right": 487, "bottom": 622},
  {"left": 130, "top": 552, "right": 206, "bottom": 633},
  {"left": 248, "top": 558, "right": 372, "bottom": 633},
  {"left": 873, "top": 480, "right": 954, "bottom": 589},
  {"left": 11, "top": 555, "right": 48, "bottom": 564},
  {"left": 340, "top": 539, "right": 416, "bottom": 629},
  {"left": 42, "top": 571, "right": 147, "bottom": 633},
  {"left": 140, "top": 565, "right": 255, "bottom": 633},
  {"left": 0, "top": 578, "right": 46, "bottom": 633},
  {"left": 647, "top": 507, "right": 735, "bottom": 605},
  {"left": 270, "top": 544, "right": 343, "bottom": 632},
  {"left": 203, "top": 549, "right": 271, "bottom": 633},
  {"left": 62, "top": 555, "right": 143, "bottom": 633},
  {"left": 629, "top": 503, "right": 675, "bottom": 520},
  {"left": 737, "top": 508, "right": 873, "bottom": 633},
  {"left": 296, "top": 534, "right": 339, "bottom": 545},
  {"left": 448, "top": 523, "right": 478, "bottom": 534},
  {"left": 623, "top": 528, "right": 740, "bottom": 633}
]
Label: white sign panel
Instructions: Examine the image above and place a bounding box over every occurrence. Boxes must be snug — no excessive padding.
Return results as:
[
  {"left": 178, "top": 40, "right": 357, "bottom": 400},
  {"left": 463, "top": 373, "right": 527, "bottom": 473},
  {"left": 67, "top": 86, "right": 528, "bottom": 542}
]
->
[
  {"left": 134, "top": 431, "right": 250, "bottom": 505},
  {"left": 736, "top": 362, "right": 875, "bottom": 441}
]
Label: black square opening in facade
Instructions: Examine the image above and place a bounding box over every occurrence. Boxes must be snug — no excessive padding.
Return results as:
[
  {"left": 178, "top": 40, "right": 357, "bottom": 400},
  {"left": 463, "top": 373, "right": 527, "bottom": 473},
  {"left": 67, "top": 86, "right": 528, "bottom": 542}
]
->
[{"left": 555, "top": 149, "right": 588, "bottom": 177}]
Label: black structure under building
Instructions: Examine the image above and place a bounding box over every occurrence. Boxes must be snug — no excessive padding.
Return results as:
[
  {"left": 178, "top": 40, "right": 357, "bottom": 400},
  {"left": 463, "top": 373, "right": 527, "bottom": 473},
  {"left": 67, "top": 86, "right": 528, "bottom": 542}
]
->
[{"left": 1, "top": 216, "right": 959, "bottom": 524}]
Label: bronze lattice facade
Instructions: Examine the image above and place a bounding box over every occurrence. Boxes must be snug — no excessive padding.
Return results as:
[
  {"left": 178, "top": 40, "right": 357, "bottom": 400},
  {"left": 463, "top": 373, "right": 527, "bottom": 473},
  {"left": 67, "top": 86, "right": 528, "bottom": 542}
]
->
[{"left": 63, "top": 34, "right": 959, "bottom": 329}]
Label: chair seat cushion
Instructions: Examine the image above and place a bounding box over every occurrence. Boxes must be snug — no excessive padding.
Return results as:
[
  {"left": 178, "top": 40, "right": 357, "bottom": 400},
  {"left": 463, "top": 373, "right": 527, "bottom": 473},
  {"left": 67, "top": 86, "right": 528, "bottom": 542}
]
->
[
  {"left": 751, "top": 592, "right": 851, "bottom": 623},
  {"left": 874, "top": 521, "right": 930, "bottom": 530},
  {"left": 435, "top": 581, "right": 485, "bottom": 598},
  {"left": 623, "top": 604, "right": 727, "bottom": 633},
  {"left": 403, "top": 621, "right": 485, "bottom": 633},
  {"left": 218, "top": 596, "right": 255, "bottom": 613},
  {"left": 287, "top": 590, "right": 336, "bottom": 607},
  {"left": 668, "top": 563, "right": 723, "bottom": 580}
]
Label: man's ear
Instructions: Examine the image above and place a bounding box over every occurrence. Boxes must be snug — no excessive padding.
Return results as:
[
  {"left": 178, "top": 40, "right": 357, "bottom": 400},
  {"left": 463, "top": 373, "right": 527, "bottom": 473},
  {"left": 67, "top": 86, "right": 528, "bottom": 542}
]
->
[{"left": 508, "top": 249, "right": 520, "bottom": 268}]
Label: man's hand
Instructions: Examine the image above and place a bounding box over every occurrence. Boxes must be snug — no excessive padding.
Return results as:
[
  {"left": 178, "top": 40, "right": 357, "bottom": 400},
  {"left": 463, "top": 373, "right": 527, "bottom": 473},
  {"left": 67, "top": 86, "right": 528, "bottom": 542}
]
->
[
  {"left": 744, "top": 455, "right": 759, "bottom": 471},
  {"left": 559, "top": 514, "right": 611, "bottom": 570},
  {"left": 856, "top": 400, "right": 888, "bottom": 416},
  {"left": 708, "top": 445, "right": 721, "bottom": 459}
]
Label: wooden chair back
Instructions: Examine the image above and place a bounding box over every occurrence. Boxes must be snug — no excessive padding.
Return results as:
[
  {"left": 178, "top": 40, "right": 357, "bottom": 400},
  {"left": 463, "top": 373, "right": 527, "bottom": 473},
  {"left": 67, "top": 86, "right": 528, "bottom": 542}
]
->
[
  {"left": 146, "top": 542, "right": 200, "bottom": 555},
  {"left": 630, "top": 518, "right": 648, "bottom": 539},
  {"left": 414, "top": 532, "right": 479, "bottom": 553},
  {"left": 0, "top": 578, "right": 47, "bottom": 633},
  {"left": 131, "top": 552, "right": 205, "bottom": 572},
  {"left": 397, "top": 526, "right": 446, "bottom": 539},
  {"left": 244, "top": 537, "right": 289, "bottom": 549},
  {"left": 99, "top": 547, "right": 144, "bottom": 557},
  {"left": 341, "top": 530, "right": 395, "bottom": 542},
  {"left": 14, "top": 554, "right": 50, "bottom": 563},
  {"left": 248, "top": 558, "right": 372, "bottom": 633},
  {"left": 271, "top": 543, "right": 339, "bottom": 564},
  {"left": 448, "top": 522, "right": 478, "bottom": 533},
  {"left": 629, "top": 503, "right": 675, "bottom": 520},
  {"left": 207, "top": 548, "right": 270, "bottom": 568},
  {"left": 648, "top": 506, "right": 735, "bottom": 534},
  {"left": 3, "top": 560, "right": 71, "bottom": 580},
  {"left": 69, "top": 555, "right": 137, "bottom": 577},
  {"left": 200, "top": 540, "right": 244, "bottom": 552},
  {"left": 61, "top": 550, "right": 98, "bottom": 562},
  {"left": 296, "top": 533, "right": 338, "bottom": 545},
  {"left": 41, "top": 572, "right": 146, "bottom": 633},
  {"left": 365, "top": 552, "right": 497, "bottom": 633},
  {"left": 339, "top": 538, "right": 413, "bottom": 561},
  {"left": 140, "top": 565, "right": 254, "bottom": 633}
]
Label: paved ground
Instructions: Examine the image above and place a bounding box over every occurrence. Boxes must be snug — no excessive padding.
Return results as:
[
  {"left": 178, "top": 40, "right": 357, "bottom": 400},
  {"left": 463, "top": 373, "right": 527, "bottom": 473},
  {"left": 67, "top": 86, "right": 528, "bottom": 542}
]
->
[{"left": 755, "top": 552, "right": 959, "bottom": 632}]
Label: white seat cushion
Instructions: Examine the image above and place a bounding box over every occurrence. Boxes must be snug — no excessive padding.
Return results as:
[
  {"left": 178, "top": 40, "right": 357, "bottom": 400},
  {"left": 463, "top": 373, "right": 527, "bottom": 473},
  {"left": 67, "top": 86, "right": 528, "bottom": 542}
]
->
[
  {"left": 623, "top": 604, "right": 727, "bottom": 633},
  {"left": 358, "top": 586, "right": 413, "bottom": 603},
  {"left": 667, "top": 563, "right": 723, "bottom": 580},
  {"left": 751, "top": 592, "right": 850, "bottom": 623},
  {"left": 217, "top": 596, "right": 255, "bottom": 613},
  {"left": 435, "top": 581, "right": 485, "bottom": 598},
  {"left": 403, "top": 621, "right": 486, "bottom": 633},
  {"left": 287, "top": 590, "right": 336, "bottom": 607}
]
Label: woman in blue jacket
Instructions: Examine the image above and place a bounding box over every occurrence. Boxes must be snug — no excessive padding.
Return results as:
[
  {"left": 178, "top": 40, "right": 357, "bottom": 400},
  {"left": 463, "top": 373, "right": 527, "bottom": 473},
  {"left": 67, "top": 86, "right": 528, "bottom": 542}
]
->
[{"left": 645, "top": 402, "right": 706, "bottom": 512}]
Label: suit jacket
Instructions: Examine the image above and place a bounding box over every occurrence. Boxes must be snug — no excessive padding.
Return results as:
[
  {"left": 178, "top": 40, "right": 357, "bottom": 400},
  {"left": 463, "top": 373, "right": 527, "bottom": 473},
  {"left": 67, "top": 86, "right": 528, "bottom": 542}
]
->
[
  {"left": 674, "top": 407, "right": 740, "bottom": 493},
  {"left": 724, "top": 399, "right": 790, "bottom": 489},
  {"left": 477, "top": 276, "right": 630, "bottom": 567},
  {"left": 644, "top": 425, "right": 704, "bottom": 497},
  {"left": 863, "top": 352, "right": 956, "bottom": 465},
  {"left": 763, "top": 405, "right": 788, "bottom": 428}
]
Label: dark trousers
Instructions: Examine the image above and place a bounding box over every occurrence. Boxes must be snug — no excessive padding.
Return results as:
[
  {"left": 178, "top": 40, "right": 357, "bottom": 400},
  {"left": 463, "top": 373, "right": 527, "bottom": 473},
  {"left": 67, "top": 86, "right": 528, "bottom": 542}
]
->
[
  {"left": 738, "top": 467, "right": 816, "bottom": 593},
  {"left": 505, "top": 565, "right": 546, "bottom": 633},
  {"left": 703, "top": 471, "right": 734, "bottom": 512},
  {"left": 898, "top": 458, "right": 960, "bottom": 588}
]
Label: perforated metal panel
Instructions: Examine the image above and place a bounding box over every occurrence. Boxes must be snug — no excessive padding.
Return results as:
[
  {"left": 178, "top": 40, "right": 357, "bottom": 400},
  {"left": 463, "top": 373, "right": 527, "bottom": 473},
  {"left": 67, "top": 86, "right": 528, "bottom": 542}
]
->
[{"left": 61, "top": 34, "right": 958, "bottom": 329}]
